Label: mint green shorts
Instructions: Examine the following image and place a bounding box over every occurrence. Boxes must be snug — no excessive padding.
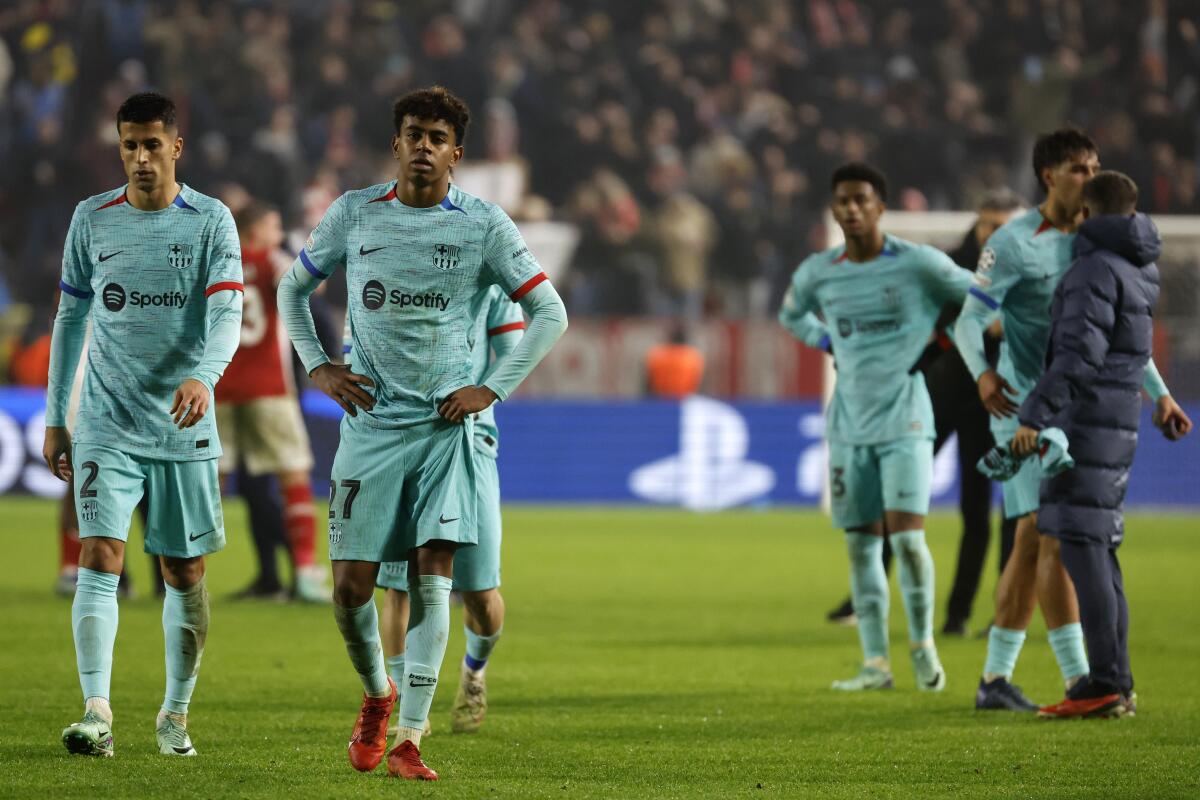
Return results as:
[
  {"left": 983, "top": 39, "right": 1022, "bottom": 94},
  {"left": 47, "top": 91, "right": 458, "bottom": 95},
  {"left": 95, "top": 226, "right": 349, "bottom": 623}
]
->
[
  {"left": 991, "top": 417, "right": 1040, "bottom": 519},
  {"left": 72, "top": 443, "right": 225, "bottom": 558},
  {"left": 378, "top": 443, "right": 502, "bottom": 593},
  {"left": 828, "top": 438, "right": 933, "bottom": 530},
  {"left": 327, "top": 417, "right": 478, "bottom": 563}
]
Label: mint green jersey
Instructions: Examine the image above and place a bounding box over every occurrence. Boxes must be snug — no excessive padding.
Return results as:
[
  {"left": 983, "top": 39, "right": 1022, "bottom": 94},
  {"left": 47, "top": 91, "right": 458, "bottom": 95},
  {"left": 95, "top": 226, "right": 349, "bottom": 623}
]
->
[
  {"left": 781, "top": 235, "right": 973, "bottom": 445},
  {"left": 343, "top": 282, "right": 524, "bottom": 453},
  {"left": 301, "top": 182, "right": 544, "bottom": 430},
  {"left": 959, "top": 207, "right": 1074, "bottom": 398},
  {"left": 52, "top": 185, "right": 242, "bottom": 461}
]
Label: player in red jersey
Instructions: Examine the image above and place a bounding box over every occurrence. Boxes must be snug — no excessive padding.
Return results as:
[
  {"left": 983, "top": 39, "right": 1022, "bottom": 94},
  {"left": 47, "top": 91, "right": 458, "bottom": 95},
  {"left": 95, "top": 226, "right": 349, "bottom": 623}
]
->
[{"left": 216, "top": 201, "right": 328, "bottom": 602}]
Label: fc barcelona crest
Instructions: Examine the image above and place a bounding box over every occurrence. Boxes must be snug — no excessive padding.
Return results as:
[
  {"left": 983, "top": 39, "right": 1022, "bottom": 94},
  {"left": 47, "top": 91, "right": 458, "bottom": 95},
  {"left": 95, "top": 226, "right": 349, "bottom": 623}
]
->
[
  {"left": 432, "top": 243, "right": 460, "bottom": 270},
  {"left": 168, "top": 243, "right": 194, "bottom": 270}
]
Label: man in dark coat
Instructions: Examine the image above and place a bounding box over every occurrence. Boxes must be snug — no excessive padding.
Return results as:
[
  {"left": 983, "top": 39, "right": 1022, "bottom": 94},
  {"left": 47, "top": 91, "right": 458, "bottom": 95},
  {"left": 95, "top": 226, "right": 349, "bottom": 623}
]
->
[{"left": 1012, "top": 171, "right": 1193, "bottom": 718}]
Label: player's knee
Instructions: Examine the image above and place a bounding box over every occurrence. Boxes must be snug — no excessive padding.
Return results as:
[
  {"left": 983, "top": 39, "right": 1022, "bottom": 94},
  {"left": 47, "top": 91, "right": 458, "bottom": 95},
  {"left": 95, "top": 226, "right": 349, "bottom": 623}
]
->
[
  {"left": 79, "top": 536, "right": 124, "bottom": 573},
  {"left": 332, "top": 578, "right": 373, "bottom": 608},
  {"left": 160, "top": 555, "right": 205, "bottom": 589}
]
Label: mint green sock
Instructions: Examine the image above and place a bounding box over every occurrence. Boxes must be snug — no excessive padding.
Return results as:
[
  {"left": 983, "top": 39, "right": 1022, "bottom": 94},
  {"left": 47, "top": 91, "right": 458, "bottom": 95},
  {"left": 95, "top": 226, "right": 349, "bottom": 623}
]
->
[
  {"left": 161, "top": 579, "right": 210, "bottom": 714},
  {"left": 983, "top": 626, "right": 1026, "bottom": 680},
  {"left": 399, "top": 575, "right": 453, "bottom": 727},
  {"left": 333, "top": 599, "right": 389, "bottom": 697},
  {"left": 386, "top": 654, "right": 406, "bottom": 692},
  {"left": 846, "top": 532, "right": 889, "bottom": 662},
  {"left": 1048, "top": 623, "right": 1089, "bottom": 684},
  {"left": 464, "top": 626, "right": 502, "bottom": 671},
  {"left": 72, "top": 567, "right": 120, "bottom": 702},
  {"left": 890, "top": 530, "right": 935, "bottom": 645}
]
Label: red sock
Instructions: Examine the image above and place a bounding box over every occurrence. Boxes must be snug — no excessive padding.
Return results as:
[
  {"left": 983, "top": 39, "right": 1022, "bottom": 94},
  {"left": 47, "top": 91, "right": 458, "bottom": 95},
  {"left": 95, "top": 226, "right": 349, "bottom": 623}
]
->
[
  {"left": 283, "top": 482, "right": 316, "bottom": 567},
  {"left": 59, "top": 492, "right": 81, "bottom": 570}
]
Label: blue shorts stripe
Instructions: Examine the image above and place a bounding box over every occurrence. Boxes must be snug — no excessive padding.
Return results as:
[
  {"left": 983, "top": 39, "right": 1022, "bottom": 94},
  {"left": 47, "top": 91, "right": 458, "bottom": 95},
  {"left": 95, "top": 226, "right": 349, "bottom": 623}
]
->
[
  {"left": 299, "top": 249, "right": 327, "bottom": 280},
  {"left": 968, "top": 286, "right": 1000, "bottom": 310},
  {"left": 59, "top": 280, "right": 93, "bottom": 299}
]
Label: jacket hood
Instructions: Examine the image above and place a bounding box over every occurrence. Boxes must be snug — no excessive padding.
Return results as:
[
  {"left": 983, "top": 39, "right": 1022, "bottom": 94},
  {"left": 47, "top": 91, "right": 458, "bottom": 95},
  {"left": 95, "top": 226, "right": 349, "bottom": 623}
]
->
[{"left": 1076, "top": 213, "right": 1162, "bottom": 267}]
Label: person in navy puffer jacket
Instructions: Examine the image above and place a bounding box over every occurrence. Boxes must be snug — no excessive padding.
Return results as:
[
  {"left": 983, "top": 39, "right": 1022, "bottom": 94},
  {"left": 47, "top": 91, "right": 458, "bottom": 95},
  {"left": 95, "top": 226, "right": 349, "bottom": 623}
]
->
[{"left": 1012, "top": 171, "right": 1193, "bottom": 719}]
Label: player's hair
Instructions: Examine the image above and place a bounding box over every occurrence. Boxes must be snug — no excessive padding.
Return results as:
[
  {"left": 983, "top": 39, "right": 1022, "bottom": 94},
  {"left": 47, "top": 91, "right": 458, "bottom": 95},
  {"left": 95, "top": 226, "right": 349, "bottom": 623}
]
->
[
  {"left": 116, "top": 92, "right": 177, "bottom": 132},
  {"left": 1082, "top": 171, "right": 1138, "bottom": 215},
  {"left": 1032, "top": 127, "right": 1096, "bottom": 193},
  {"left": 392, "top": 86, "right": 470, "bottom": 146},
  {"left": 234, "top": 200, "right": 278, "bottom": 235},
  {"left": 977, "top": 187, "right": 1026, "bottom": 213},
  {"left": 831, "top": 162, "right": 888, "bottom": 202}
]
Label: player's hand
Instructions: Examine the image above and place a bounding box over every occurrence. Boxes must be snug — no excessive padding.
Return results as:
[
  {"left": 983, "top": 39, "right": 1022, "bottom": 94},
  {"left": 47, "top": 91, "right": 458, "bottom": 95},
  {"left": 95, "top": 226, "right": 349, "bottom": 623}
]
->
[
  {"left": 438, "top": 385, "right": 497, "bottom": 424},
  {"left": 43, "top": 425, "right": 73, "bottom": 481},
  {"left": 311, "top": 363, "right": 375, "bottom": 417},
  {"left": 171, "top": 379, "right": 211, "bottom": 428},
  {"left": 1011, "top": 425, "right": 1040, "bottom": 457},
  {"left": 978, "top": 369, "right": 1019, "bottom": 418},
  {"left": 1153, "top": 395, "right": 1193, "bottom": 441}
]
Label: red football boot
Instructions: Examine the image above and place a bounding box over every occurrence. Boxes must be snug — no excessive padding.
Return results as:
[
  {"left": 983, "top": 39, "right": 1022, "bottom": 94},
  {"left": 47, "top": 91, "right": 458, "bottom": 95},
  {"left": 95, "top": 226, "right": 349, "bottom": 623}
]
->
[
  {"left": 1038, "top": 693, "right": 1123, "bottom": 719},
  {"left": 347, "top": 678, "right": 397, "bottom": 771},
  {"left": 387, "top": 740, "right": 439, "bottom": 781}
]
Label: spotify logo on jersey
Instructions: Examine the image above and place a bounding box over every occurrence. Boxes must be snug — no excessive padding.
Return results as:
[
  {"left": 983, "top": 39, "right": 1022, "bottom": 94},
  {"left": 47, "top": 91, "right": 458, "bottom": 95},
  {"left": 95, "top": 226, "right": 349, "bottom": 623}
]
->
[
  {"left": 362, "top": 280, "right": 386, "bottom": 310},
  {"left": 102, "top": 283, "right": 126, "bottom": 312}
]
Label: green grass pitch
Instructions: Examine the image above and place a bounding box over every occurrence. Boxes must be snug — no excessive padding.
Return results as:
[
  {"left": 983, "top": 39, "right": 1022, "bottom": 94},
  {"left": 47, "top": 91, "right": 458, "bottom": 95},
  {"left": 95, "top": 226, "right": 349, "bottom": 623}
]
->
[{"left": 1, "top": 498, "right": 1198, "bottom": 798}]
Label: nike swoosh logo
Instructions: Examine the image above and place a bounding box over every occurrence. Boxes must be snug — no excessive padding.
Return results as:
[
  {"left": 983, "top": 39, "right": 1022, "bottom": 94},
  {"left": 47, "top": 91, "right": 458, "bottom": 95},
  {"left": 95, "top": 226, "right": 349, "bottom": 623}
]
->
[
  {"left": 926, "top": 675, "right": 943, "bottom": 688},
  {"left": 188, "top": 529, "right": 214, "bottom": 542},
  {"left": 173, "top": 746, "right": 194, "bottom": 754},
  {"left": 409, "top": 678, "right": 437, "bottom": 688},
  {"left": 359, "top": 245, "right": 386, "bottom": 256},
  {"left": 438, "top": 515, "right": 459, "bottom": 525},
  {"left": 99, "top": 251, "right": 123, "bottom": 262}
]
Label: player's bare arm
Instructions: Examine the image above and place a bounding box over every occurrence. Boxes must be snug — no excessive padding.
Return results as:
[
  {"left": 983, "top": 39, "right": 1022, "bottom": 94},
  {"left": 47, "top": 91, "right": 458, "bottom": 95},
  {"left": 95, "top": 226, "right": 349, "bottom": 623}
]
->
[
  {"left": 977, "top": 368, "right": 1019, "bottom": 417},
  {"left": 438, "top": 385, "right": 497, "bottom": 423},
  {"left": 170, "top": 378, "right": 211, "bottom": 429},
  {"left": 43, "top": 426, "right": 74, "bottom": 481},
  {"left": 1011, "top": 424, "right": 1040, "bottom": 456},
  {"left": 310, "top": 363, "right": 376, "bottom": 417},
  {"left": 1153, "top": 395, "right": 1193, "bottom": 441}
]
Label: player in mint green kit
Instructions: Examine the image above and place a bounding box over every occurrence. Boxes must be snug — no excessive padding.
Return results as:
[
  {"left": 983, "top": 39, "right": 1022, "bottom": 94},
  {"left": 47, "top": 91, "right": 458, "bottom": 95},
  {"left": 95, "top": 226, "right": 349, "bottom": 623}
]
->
[
  {"left": 279, "top": 87, "right": 567, "bottom": 782},
  {"left": 375, "top": 284, "right": 524, "bottom": 736},
  {"left": 780, "top": 163, "right": 973, "bottom": 692},
  {"left": 43, "top": 93, "right": 243, "bottom": 758},
  {"left": 955, "top": 128, "right": 1186, "bottom": 711}
]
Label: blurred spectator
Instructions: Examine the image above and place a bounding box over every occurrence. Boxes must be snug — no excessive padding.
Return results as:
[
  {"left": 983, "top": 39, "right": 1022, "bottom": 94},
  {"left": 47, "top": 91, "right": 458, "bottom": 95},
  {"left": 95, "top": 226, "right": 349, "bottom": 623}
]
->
[
  {"left": 0, "top": 0, "right": 1198, "bottom": 333},
  {"left": 645, "top": 324, "right": 704, "bottom": 399}
]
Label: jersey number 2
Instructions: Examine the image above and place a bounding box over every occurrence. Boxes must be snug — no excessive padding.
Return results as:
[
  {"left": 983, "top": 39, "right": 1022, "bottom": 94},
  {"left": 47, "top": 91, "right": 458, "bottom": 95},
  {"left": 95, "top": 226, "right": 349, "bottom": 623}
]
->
[{"left": 79, "top": 461, "right": 100, "bottom": 498}]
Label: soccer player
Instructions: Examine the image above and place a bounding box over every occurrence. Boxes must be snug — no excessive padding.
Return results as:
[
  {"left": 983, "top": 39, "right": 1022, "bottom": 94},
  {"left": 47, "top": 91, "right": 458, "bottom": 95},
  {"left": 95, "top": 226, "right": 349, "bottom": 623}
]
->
[
  {"left": 217, "top": 200, "right": 328, "bottom": 603},
  {"left": 43, "top": 92, "right": 243, "bottom": 757},
  {"left": 779, "top": 163, "right": 973, "bottom": 691},
  {"left": 1012, "top": 171, "right": 1193, "bottom": 718},
  {"left": 954, "top": 129, "right": 1187, "bottom": 711},
  {"left": 375, "top": 284, "right": 524, "bottom": 736},
  {"left": 279, "top": 86, "right": 567, "bottom": 781}
]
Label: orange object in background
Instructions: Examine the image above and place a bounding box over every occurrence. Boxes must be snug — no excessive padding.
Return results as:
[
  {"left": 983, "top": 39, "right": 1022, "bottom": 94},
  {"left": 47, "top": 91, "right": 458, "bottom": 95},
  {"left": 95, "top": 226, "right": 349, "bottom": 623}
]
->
[
  {"left": 646, "top": 340, "right": 705, "bottom": 399},
  {"left": 9, "top": 333, "right": 52, "bottom": 386}
]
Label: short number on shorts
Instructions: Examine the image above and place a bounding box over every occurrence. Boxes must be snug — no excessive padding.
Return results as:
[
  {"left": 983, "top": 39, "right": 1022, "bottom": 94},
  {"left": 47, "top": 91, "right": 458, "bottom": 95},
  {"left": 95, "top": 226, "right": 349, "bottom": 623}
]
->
[
  {"left": 329, "top": 478, "right": 362, "bottom": 519},
  {"left": 79, "top": 461, "right": 100, "bottom": 498},
  {"left": 831, "top": 467, "right": 846, "bottom": 498}
]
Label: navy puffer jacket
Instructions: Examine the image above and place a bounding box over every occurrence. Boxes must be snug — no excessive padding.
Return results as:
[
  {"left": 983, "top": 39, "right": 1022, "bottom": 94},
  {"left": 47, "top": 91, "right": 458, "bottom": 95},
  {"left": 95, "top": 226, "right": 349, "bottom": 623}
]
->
[{"left": 1019, "top": 213, "right": 1161, "bottom": 546}]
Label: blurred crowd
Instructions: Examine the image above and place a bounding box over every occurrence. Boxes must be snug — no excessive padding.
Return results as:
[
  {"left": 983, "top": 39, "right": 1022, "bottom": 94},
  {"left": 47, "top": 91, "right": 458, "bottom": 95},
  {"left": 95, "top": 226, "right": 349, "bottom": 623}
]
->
[{"left": 2, "top": 0, "right": 1199, "bottom": 380}]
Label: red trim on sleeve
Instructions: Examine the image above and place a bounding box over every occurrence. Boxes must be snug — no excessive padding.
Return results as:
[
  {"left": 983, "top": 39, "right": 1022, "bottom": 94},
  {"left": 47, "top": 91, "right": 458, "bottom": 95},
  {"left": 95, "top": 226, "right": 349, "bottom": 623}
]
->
[
  {"left": 488, "top": 321, "right": 526, "bottom": 337},
  {"left": 509, "top": 272, "right": 548, "bottom": 301},
  {"left": 94, "top": 194, "right": 128, "bottom": 211},
  {"left": 205, "top": 281, "right": 245, "bottom": 297}
]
